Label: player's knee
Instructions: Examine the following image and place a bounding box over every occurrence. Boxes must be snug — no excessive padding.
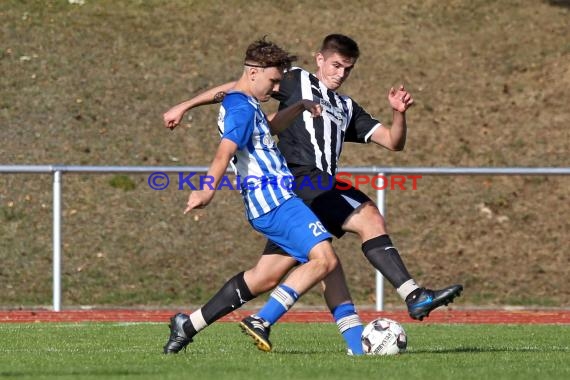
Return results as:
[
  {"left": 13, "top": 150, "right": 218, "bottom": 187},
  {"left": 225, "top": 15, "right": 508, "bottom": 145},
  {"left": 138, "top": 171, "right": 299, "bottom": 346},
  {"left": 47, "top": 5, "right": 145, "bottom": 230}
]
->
[
  {"left": 344, "top": 202, "right": 387, "bottom": 236},
  {"left": 360, "top": 202, "right": 385, "bottom": 223},
  {"left": 313, "top": 258, "right": 336, "bottom": 281},
  {"left": 309, "top": 241, "right": 338, "bottom": 274},
  {"left": 326, "top": 253, "right": 339, "bottom": 272},
  {"left": 320, "top": 249, "right": 338, "bottom": 275}
]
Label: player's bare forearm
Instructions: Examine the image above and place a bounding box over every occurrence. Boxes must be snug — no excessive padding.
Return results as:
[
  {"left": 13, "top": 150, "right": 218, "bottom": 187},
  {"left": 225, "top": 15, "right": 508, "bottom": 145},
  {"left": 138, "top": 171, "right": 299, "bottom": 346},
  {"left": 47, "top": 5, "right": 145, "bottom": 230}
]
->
[
  {"left": 163, "top": 81, "right": 236, "bottom": 129},
  {"left": 269, "top": 100, "right": 322, "bottom": 135},
  {"left": 184, "top": 139, "right": 237, "bottom": 214},
  {"left": 207, "top": 139, "right": 237, "bottom": 187},
  {"left": 370, "top": 118, "right": 407, "bottom": 151},
  {"left": 388, "top": 111, "right": 407, "bottom": 151}
]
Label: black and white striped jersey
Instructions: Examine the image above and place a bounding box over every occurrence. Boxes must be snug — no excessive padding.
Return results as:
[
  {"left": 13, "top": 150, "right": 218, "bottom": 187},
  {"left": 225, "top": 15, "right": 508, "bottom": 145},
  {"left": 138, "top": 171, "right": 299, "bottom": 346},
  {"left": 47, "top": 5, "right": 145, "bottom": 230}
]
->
[{"left": 273, "top": 67, "right": 381, "bottom": 176}]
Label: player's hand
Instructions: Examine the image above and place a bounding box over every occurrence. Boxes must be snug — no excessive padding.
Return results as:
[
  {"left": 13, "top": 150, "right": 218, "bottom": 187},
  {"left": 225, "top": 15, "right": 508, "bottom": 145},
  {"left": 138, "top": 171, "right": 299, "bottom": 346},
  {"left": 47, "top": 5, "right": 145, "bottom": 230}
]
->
[
  {"left": 301, "top": 100, "right": 322, "bottom": 118},
  {"left": 388, "top": 85, "right": 414, "bottom": 113},
  {"left": 184, "top": 190, "right": 215, "bottom": 214},
  {"left": 163, "top": 104, "right": 187, "bottom": 130}
]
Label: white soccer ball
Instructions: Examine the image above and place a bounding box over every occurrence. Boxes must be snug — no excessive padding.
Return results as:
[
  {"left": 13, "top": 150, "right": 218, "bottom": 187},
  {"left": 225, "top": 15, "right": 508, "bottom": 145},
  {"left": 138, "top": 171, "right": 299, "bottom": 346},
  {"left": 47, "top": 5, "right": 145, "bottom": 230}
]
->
[{"left": 361, "top": 318, "right": 407, "bottom": 355}]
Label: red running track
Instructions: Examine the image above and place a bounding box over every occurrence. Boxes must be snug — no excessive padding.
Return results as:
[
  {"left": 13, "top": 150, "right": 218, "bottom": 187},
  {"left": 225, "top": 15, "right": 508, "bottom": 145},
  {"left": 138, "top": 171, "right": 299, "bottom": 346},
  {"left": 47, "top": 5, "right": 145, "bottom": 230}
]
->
[{"left": 1, "top": 308, "right": 569, "bottom": 324}]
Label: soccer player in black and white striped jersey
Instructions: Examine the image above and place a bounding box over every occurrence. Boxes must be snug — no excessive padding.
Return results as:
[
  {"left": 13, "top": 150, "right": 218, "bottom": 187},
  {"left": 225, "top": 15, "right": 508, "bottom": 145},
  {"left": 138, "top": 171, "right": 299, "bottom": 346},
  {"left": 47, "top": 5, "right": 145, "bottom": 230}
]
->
[{"left": 163, "top": 34, "right": 463, "bottom": 355}]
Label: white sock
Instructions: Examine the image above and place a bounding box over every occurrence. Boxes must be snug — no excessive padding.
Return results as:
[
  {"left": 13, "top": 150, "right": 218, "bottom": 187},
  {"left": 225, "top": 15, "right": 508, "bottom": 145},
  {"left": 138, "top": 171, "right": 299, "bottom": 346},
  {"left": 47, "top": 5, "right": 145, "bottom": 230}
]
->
[
  {"left": 189, "top": 309, "right": 208, "bottom": 333},
  {"left": 397, "top": 279, "right": 420, "bottom": 300}
]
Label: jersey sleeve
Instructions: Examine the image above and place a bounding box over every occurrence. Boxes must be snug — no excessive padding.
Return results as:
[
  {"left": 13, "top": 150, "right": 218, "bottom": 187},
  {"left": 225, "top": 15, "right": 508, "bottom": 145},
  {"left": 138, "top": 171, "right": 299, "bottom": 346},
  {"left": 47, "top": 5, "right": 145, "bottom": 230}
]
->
[
  {"left": 344, "top": 98, "right": 381, "bottom": 144},
  {"left": 221, "top": 105, "right": 255, "bottom": 150}
]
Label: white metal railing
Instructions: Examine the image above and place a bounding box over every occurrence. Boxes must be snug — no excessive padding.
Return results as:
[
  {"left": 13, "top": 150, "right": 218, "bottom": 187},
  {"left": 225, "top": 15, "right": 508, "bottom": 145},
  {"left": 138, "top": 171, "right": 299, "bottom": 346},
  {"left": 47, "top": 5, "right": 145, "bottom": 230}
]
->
[{"left": 1, "top": 165, "right": 569, "bottom": 311}]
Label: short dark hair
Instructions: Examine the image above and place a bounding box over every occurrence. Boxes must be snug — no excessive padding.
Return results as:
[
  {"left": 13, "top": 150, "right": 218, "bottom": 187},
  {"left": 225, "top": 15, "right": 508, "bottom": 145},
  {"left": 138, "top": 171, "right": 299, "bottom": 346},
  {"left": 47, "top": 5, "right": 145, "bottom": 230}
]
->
[
  {"left": 244, "top": 37, "right": 297, "bottom": 72},
  {"left": 319, "top": 34, "right": 360, "bottom": 60}
]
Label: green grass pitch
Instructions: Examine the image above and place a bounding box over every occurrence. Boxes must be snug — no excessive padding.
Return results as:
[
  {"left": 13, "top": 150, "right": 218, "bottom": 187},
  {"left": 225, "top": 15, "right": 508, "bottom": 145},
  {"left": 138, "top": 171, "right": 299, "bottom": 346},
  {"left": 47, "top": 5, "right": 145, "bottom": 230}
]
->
[{"left": 0, "top": 322, "right": 568, "bottom": 380}]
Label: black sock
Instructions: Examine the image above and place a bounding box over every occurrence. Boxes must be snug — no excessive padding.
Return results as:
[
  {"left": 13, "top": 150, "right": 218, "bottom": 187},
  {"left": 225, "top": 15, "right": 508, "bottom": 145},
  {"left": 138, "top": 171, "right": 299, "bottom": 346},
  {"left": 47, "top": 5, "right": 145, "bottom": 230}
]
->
[
  {"left": 183, "top": 271, "right": 255, "bottom": 337},
  {"left": 362, "top": 235, "right": 412, "bottom": 289}
]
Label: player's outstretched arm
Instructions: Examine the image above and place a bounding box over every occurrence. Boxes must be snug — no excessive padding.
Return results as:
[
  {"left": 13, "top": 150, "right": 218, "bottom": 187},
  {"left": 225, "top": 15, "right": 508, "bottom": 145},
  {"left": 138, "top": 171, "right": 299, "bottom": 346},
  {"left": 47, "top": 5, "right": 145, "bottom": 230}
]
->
[
  {"left": 163, "top": 81, "right": 236, "bottom": 130},
  {"left": 370, "top": 85, "right": 414, "bottom": 151},
  {"left": 268, "top": 99, "right": 322, "bottom": 135},
  {"left": 183, "top": 138, "right": 237, "bottom": 214}
]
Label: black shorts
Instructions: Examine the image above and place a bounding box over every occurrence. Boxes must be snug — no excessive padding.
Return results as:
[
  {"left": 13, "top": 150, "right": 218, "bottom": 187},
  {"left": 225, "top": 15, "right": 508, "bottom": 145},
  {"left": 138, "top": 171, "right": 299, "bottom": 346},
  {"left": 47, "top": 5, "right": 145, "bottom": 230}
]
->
[{"left": 263, "top": 166, "right": 373, "bottom": 254}]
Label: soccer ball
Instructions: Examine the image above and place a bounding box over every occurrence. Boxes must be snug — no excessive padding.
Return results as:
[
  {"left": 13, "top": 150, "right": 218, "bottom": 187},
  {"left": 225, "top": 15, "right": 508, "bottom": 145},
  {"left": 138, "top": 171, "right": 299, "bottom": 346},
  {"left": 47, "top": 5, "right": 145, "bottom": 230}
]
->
[{"left": 361, "top": 318, "right": 407, "bottom": 355}]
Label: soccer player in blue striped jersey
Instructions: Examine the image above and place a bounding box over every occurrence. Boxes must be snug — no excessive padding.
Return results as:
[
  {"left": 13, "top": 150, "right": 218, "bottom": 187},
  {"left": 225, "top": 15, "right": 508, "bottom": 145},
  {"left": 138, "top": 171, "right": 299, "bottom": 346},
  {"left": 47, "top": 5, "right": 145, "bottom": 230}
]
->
[{"left": 164, "top": 38, "right": 342, "bottom": 354}]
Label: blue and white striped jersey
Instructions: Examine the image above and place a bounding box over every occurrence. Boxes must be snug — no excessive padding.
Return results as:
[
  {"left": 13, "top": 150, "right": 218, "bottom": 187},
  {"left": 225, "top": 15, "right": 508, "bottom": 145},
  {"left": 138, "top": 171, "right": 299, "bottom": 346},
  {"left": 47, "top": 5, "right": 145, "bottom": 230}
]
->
[{"left": 218, "top": 91, "right": 295, "bottom": 220}]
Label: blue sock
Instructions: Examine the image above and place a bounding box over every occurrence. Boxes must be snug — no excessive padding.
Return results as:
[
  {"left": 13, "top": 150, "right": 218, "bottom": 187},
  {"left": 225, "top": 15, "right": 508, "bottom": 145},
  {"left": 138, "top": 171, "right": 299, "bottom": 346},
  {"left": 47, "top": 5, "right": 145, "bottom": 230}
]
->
[
  {"left": 257, "top": 285, "right": 299, "bottom": 325},
  {"left": 332, "top": 303, "right": 364, "bottom": 355}
]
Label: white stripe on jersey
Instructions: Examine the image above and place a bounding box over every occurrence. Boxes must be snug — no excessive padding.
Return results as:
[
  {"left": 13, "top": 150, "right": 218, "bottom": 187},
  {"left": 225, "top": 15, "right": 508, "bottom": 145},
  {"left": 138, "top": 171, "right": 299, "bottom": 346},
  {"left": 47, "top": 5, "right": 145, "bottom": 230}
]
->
[
  {"left": 364, "top": 123, "right": 382, "bottom": 143},
  {"left": 335, "top": 96, "right": 353, "bottom": 168},
  {"left": 299, "top": 71, "right": 323, "bottom": 171},
  {"left": 341, "top": 194, "right": 362, "bottom": 209},
  {"left": 244, "top": 141, "right": 280, "bottom": 211},
  {"left": 319, "top": 86, "right": 334, "bottom": 173}
]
